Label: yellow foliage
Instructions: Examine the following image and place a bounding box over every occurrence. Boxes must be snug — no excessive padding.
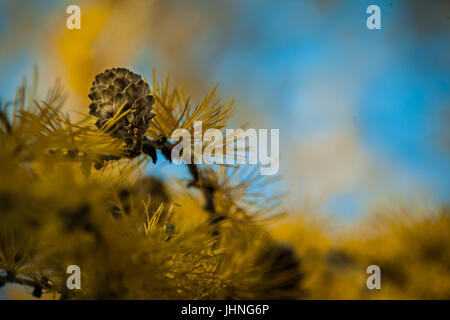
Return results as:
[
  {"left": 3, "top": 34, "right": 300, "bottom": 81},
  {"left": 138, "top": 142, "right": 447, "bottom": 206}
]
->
[{"left": 1, "top": 72, "right": 448, "bottom": 300}]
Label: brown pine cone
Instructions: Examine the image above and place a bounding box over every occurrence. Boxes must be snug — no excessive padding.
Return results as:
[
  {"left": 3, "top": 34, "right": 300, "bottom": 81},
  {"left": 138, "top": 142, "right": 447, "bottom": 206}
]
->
[{"left": 88, "top": 68, "right": 155, "bottom": 155}]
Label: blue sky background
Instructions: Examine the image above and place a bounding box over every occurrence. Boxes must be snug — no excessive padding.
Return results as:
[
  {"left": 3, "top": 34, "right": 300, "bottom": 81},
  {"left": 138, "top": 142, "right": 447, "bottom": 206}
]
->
[{"left": 0, "top": 0, "right": 448, "bottom": 222}]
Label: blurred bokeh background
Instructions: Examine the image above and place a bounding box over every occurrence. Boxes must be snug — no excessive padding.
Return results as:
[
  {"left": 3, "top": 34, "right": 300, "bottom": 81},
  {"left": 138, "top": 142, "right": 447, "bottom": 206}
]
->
[{"left": 0, "top": 0, "right": 448, "bottom": 220}]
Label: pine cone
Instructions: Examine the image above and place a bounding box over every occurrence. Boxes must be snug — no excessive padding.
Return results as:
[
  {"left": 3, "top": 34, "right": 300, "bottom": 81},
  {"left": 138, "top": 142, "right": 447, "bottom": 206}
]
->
[{"left": 88, "top": 68, "right": 155, "bottom": 155}]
